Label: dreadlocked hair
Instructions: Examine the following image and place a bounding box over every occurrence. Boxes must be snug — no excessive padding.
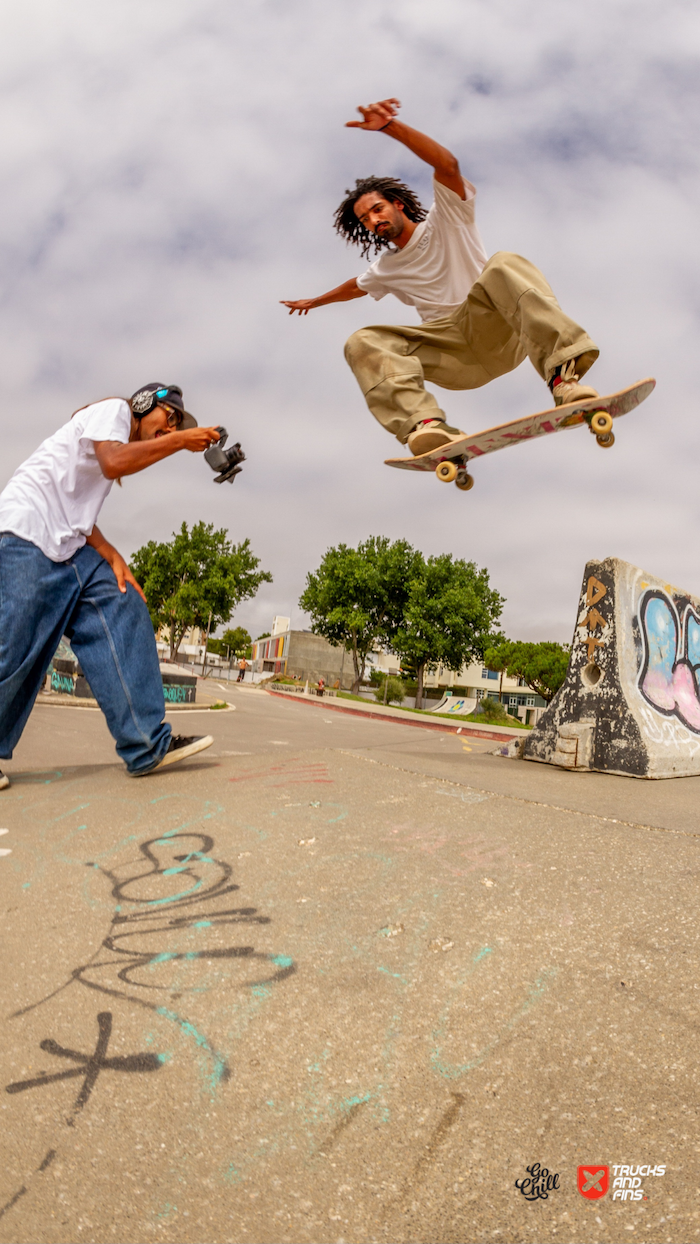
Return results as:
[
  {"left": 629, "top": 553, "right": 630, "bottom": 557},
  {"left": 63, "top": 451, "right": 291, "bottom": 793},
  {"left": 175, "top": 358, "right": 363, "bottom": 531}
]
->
[{"left": 334, "top": 176, "right": 427, "bottom": 259}]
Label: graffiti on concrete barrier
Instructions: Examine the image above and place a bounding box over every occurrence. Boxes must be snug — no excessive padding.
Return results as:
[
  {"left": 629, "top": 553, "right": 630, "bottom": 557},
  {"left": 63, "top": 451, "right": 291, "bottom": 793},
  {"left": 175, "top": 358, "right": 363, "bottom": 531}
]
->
[
  {"left": 50, "top": 670, "right": 75, "bottom": 695},
  {"left": 638, "top": 589, "right": 700, "bottom": 733},
  {"left": 6, "top": 1011, "right": 161, "bottom": 1125},
  {"left": 162, "top": 683, "right": 195, "bottom": 704},
  {"left": 577, "top": 574, "right": 608, "bottom": 662}
]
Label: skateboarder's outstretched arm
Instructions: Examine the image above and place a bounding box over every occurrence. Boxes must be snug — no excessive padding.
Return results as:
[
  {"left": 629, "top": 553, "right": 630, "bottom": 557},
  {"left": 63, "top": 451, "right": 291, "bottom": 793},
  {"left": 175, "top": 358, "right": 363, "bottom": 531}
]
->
[
  {"left": 281, "top": 276, "right": 367, "bottom": 316},
  {"left": 345, "top": 98, "right": 466, "bottom": 199}
]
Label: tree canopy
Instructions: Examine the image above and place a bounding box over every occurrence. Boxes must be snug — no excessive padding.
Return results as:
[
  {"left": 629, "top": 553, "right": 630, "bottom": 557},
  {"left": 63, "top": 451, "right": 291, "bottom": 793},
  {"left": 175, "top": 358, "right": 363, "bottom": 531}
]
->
[
  {"left": 390, "top": 554, "right": 504, "bottom": 705},
  {"left": 481, "top": 643, "right": 510, "bottom": 701},
  {"left": 483, "top": 640, "right": 570, "bottom": 704},
  {"left": 130, "top": 522, "right": 271, "bottom": 660},
  {"left": 299, "top": 536, "right": 421, "bottom": 692},
  {"left": 208, "top": 626, "right": 252, "bottom": 659}
]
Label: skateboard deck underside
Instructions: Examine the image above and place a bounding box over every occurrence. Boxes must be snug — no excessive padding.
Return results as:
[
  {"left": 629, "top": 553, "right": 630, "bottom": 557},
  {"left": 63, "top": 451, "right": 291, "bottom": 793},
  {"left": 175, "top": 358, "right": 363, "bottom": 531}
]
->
[{"left": 385, "top": 379, "right": 655, "bottom": 472}]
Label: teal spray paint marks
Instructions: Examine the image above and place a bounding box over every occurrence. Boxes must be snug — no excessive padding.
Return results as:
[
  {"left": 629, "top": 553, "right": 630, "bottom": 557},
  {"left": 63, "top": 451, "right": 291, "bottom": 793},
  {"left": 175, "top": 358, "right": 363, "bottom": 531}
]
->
[
  {"left": 155, "top": 1007, "right": 227, "bottom": 1093},
  {"left": 431, "top": 954, "right": 557, "bottom": 1080}
]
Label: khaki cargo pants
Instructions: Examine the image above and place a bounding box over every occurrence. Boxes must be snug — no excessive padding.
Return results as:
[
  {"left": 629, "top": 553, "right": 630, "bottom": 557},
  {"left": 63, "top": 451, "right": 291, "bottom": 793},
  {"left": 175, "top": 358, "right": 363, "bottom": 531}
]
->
[{"left": 344, "top": 251, "right": 599, "bottom": 444}]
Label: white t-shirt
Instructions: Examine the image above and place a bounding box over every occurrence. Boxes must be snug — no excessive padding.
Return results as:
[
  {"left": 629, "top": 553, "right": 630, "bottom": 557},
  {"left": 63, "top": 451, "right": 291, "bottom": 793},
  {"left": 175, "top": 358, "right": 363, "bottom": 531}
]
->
[
  {"left": 0, "top": 398, "right": 131, "bottom": 562},
  {"left": 355, "top": 177, "right": 489, "bottom": 322}
]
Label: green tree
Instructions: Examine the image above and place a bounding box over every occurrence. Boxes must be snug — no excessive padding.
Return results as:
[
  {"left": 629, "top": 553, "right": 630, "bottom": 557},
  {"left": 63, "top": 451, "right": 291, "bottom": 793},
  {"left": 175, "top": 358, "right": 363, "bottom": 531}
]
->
[
  {"left": 482, "top": 643, "right": 510, "bottom": 702},
  {"left": 208, "top": 627, "right": 252, "bottom": 659},
  {"left": 390, "top": 554, "right": 504, "bottom": 707},
  {"left": 130, "top": 522, "right": 272, "bottom": 660},
  {"left": 299, "top": 536, "right": 421, "bottom": 693},
  {"left": 373, "top": 674, "right": 405, "bottom": 706},
  {"left": 484, "top": 640, "right": 569, "bottom": 704}
]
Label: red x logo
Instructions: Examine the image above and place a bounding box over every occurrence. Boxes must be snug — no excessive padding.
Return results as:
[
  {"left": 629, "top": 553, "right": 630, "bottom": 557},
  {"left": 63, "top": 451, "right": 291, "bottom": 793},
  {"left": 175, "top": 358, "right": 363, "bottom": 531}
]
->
[{"left": 577, "top": 1165, "right": 609, "bottom": 1199}]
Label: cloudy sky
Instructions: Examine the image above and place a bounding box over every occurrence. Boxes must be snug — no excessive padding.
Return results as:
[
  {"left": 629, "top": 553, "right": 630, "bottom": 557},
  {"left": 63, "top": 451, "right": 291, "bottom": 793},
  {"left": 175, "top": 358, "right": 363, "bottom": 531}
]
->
[{"left": 1, "top": 0, "right": 699, "bottom": 643}]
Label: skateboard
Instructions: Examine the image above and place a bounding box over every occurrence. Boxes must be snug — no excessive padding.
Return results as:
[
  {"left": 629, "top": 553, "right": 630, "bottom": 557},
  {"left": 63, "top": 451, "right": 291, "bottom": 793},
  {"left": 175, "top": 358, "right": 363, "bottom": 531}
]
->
[{"left": 385, "top": 378, "right": 655, "bottom": 492}]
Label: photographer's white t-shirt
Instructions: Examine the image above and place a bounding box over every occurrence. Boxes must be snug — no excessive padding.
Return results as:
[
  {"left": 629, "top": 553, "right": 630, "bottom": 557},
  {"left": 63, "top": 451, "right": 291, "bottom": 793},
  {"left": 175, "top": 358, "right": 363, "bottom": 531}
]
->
[
  {"left": 0, "top": 399, "right": 131, "bottom": 562},
  {"left": 356, "top": 177, "right": 488, "bottom": 322}
]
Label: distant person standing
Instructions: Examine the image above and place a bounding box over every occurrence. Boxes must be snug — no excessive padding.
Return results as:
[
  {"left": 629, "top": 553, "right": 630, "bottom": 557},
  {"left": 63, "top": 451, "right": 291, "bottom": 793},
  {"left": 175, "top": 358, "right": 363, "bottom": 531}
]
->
[
  {"left": 0, "top": 383, "right": 222, "bottom": 791},
  {"left": 237, "top": 657, "right": 247, "bottom": 682}
]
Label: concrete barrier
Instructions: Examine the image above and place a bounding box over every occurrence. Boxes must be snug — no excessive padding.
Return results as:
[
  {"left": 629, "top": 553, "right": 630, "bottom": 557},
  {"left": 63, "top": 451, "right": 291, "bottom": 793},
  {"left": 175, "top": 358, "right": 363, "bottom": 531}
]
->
[{"left": 523, "top": 556, "right": 700, "bottom": 779}]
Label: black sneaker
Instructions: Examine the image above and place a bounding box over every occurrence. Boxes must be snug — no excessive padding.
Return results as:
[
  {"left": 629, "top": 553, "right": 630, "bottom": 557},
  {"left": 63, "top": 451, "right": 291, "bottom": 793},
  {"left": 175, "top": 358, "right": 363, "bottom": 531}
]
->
[
  {"left": 139, "top": 734, "right": 214, "bottom": 776},
  {"left": 0, "top": 769, "right": 9, "bottom": 791}
]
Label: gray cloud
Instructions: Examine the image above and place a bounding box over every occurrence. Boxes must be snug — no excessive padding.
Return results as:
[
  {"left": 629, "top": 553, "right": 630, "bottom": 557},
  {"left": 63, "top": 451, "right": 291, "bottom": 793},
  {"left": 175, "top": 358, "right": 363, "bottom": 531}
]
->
[{"left": 1, "top": 0, "right": 699, "bottom": 643}]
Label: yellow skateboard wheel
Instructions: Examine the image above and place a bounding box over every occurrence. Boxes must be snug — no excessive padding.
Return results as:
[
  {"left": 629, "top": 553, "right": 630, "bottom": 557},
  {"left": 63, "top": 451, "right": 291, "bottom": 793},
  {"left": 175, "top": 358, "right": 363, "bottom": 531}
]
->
[
  {"left": 436, "top": 460, "right": 458, "bottom": 483},
  {"left": 596, "top": 431, "right": 615, "bottom": 448},
  {"left": 455, "top": 471, "right": 475, "bottom": 491},
  {"left": 590, "top": 410, "right": 613, "bottom": 436}
]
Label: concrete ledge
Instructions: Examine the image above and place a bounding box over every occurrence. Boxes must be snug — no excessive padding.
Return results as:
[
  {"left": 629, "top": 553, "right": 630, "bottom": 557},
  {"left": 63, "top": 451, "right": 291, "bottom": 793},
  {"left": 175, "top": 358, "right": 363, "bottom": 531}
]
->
[{"left": 265, "top": 686, "right": 524, "bottom": 740}]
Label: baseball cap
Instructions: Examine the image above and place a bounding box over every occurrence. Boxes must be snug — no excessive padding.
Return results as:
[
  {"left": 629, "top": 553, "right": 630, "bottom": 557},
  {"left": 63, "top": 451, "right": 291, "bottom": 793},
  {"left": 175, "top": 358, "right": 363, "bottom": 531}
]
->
[{"left": 130, "top": 383, "right": 198, "bottom": 430}]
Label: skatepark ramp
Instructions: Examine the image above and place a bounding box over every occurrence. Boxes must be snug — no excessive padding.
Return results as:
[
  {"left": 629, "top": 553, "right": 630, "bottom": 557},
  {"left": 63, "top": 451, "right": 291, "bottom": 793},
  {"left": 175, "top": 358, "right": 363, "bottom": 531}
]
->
[
  {"left": 431, "top": 694, "right": 478, "bottom": 716},
  {"left": 522, "top": 556, "right": 700, "bottom": 779}
]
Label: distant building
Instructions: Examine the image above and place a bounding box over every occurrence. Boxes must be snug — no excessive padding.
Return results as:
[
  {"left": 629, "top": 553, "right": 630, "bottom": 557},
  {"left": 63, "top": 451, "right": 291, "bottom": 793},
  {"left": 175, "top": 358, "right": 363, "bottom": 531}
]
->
[
  {"left": 250, "top": 616, "right": 548, "bottom": 721},
  {"left": 155, "top": 625, "right": 206, "bottom": 663},
  {"left": 367, "top": 651, "right": 547, "bottom": 725},
  {"left": 250, "top": 622, "right": 353, "bottom": 688}
]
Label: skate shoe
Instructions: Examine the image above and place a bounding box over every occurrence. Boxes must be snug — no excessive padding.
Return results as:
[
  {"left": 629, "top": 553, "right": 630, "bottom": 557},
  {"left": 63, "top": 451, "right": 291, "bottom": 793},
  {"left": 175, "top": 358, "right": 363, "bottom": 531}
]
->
[
  {"left": 407, "top": 420, "right": 465, "bottom": 456},
  {"left": 135, "top": 733, "right": 214, "bottom": 776},
  {"left": 550, "top": 358, "right": 599, "bottom": 407},
  {"left": 0, "top": 769, "right": 9, "bottom": 791}
]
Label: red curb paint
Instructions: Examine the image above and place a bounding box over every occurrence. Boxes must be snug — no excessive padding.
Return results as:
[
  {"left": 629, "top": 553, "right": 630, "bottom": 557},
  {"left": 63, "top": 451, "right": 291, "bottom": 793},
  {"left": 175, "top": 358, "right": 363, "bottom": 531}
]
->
[{"left": 264, "top": 690, "right": 522, "bottom": 743}]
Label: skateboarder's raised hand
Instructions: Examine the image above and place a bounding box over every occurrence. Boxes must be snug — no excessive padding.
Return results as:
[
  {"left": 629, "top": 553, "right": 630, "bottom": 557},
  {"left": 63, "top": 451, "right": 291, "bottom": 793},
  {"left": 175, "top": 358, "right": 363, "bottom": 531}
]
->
[
  {"left": 346, "top": 99, "right": 465, "bottom": 199},
  {"left": 345, "top": 98, "right": 401, "bottom": 131}
]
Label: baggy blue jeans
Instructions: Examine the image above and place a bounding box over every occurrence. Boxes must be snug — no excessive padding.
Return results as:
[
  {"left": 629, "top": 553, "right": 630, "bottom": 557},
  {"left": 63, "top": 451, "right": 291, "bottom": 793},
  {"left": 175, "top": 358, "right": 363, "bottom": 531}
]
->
[{"left": 0, "top": 534, "right": 171, "bottom": 774}]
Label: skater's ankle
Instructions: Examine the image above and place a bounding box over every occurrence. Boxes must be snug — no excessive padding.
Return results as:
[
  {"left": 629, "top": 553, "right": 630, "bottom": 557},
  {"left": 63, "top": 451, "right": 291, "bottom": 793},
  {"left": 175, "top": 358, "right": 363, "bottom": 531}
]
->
[
  {"left": 549, "top": 358, "right": 584, "bottom": 393},
  {"left": 549, "top": 358, "right": 599, "bottom": 407}
]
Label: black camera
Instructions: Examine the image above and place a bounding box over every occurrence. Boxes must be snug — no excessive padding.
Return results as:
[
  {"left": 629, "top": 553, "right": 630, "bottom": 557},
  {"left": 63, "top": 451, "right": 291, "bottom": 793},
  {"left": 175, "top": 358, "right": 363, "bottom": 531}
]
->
[{"left": 204, "top": 427, "right": 246, "bottom": 484}]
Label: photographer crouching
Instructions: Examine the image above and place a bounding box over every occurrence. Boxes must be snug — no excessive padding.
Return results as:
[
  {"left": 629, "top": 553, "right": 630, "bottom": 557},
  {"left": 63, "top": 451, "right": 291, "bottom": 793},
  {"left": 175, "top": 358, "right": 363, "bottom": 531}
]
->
[{"left": 0, "top": 383, "right": 223, "bottom": 790}]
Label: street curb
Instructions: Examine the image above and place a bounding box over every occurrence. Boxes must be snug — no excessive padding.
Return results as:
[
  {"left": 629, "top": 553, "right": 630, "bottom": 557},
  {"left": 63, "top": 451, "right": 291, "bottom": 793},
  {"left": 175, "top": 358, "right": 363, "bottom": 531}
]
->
[{"left": 265, "top": 688, "right": 524, "bottom": 741}]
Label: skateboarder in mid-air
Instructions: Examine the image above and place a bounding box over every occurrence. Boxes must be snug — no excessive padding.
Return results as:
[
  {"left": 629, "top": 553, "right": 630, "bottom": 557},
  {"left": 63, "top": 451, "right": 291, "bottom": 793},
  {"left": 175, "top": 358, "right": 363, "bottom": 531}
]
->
[
  {"left": 0, "top": 384, "right": 223, "bottom": 791},
  {"left": 281, "top": 98, "right": 600, "bottom": 458}
]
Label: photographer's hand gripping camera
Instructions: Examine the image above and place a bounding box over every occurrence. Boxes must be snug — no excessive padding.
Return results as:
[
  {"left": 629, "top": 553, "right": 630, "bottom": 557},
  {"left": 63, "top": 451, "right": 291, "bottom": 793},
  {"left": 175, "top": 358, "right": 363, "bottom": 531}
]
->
[
  {"left": 129, "top": 385, "right": 246, "bottom": 485},
  {"left": 204, "top": 428, "right": 246, "bottom": 484}
]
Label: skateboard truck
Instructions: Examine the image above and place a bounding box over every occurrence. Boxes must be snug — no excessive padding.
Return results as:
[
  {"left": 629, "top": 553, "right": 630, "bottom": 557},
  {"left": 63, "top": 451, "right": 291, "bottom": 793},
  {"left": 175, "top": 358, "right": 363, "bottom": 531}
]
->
[{"left": 204, "top": 427, "right": 246, "bottom": 484}]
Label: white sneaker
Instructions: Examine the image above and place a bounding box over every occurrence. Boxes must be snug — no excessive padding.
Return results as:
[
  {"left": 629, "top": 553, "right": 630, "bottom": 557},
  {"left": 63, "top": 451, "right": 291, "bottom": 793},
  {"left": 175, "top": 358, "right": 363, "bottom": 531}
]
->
[
  {"left": 0, "top": 770, "right": 9, "bottom": 791},
  {"left": 407, "top": 420, "right": 465, "bottom": 456},
  {"left": 136, "top": 734, "right": 214, "bottom": 776},
  {"left": 551, "top": 358, "right": 599, "bottom": 407}
]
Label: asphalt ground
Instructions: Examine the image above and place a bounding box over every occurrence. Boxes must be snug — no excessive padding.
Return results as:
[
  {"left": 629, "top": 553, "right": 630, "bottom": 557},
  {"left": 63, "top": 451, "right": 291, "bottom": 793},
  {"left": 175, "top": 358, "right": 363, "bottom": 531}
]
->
[{"left": 1, "top": 684, "right": 699, "bottom": 1244}]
